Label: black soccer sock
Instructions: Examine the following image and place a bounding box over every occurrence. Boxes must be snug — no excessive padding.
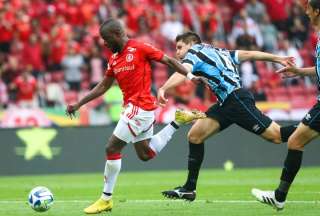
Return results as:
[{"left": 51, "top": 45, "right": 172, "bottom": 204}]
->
[
  {"left": 280, "top": 125, "right": 297, "bottom": 143},
  {"left": 183, "top": 142, "right": 204, "bottom": 191},
  {"left": 275, "top": 149, "right": 303, "bottom": 202}
]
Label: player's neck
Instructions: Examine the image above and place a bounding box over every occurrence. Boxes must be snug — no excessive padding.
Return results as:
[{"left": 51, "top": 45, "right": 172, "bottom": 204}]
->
[{"left": 119, "top": 37, "right": 129, "bottom": 53}]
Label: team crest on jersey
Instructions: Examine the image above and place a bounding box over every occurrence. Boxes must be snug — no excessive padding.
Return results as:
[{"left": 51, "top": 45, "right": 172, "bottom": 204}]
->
[{"left": 126, "top": 54, "right": 134, "bottom": 62}]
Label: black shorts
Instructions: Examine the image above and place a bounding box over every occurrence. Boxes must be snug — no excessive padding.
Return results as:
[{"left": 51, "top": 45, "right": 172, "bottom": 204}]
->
[
  {"left": 205, "top": 88, "right": 272, "bottom": 135},
  {"left": 302, "top": 100, "right": 320, "bottom": 133}
]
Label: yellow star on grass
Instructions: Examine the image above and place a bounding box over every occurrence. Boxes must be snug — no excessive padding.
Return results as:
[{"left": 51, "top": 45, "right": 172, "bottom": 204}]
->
[{"left": 16, "top": 128, "right": 57, "bottom": 160}]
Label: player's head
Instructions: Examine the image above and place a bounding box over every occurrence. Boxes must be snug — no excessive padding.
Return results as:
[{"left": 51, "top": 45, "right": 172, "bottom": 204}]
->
[
  {"left": 306, "top": 0, "right": 320, "bottom": 26},
  {"left": 175, "top": 32, "right": 201, "bottom": 59},
  {"left": 100, "top": 19, "right": 127, "bottom": 53}
]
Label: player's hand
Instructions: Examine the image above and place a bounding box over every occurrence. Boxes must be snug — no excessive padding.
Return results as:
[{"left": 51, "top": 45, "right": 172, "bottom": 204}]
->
[
  {"left": 276, "top": 65, "right": 300, "bottom": 78},
  {"left": 157, "top": 88, "right": 168, "bottom": 107},
  {"left": 278, "top": 56, "right": 296, "bottom": 67},
  {"left": 66, "top": 103, "right": 80, "bottom": 119},
  {"left": 191, "top": 76, "right": 209, "bottom": 86}
]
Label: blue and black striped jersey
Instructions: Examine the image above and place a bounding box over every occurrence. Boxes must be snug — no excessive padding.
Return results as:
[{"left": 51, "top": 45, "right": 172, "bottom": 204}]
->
[
  {"left": 315, "top": 37, "right": 320, "bottom": 100},
  {"left": 182, "top": 43, "right": 241, "bottom": 104}
]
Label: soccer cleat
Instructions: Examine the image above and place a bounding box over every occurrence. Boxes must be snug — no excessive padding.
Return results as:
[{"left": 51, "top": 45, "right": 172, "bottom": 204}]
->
[
  {"left": 162, "top": 186, "right": 196, "bottom": 201},
  {"left": 175, "top": 109, "right": 206, "bottom": 125},
  {"left": 251, "top": 188, "right": 285, "bottom": 211},
  {"left": 83, "top": 198, "right": 113, "bottom": 214}
]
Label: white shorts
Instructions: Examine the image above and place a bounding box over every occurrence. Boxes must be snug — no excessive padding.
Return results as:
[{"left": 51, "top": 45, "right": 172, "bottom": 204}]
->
[{"left": 113, "top": 103, "right": 155, "bottom": 143}]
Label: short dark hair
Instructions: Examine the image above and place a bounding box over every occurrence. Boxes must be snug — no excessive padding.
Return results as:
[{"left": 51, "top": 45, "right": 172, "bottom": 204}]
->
[
  {"left": 99, "top": 19, "right": 124, "bottom": 38},
  {"left": 309, "top": 0, "right": 320, "bottom": 10},
  {"left": 175, "top": 32, "right": 201, "bottom": 44}
]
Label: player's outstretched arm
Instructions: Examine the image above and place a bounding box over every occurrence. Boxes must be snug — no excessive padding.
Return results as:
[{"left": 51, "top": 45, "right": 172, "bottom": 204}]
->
[
  {"left": 237, "top": 50, "right": 295, "bottom": 67},
  {"left": 66, "top": 76, "right": 114, "bottom": 118},
  {"left": 158, "top": 72, "right": 187, "bottom": 107},
  {"left": 277, "top": 66, "right": 316, "bottom": 78},
  {"left": 160, "top": 55, "right": 191, "bottom": 76}
]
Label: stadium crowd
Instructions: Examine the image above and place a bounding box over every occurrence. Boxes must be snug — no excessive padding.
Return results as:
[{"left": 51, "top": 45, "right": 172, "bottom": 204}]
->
[{"left": 0, "top": 0, "right": 318, "bottom": 123}]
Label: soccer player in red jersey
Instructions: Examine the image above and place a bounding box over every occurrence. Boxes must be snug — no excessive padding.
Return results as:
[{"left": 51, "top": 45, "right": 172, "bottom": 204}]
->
[{"left": 66, "top": 19, "right": 205, "bottom": 214}]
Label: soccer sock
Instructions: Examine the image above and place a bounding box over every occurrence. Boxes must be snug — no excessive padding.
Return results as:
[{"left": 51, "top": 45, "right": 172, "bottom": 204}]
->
[
  {"left": 183, "top": 142, "right": 204, "bottom": 191},
  {"left": 280, "top": 125, "right": 297, "bottom": 143},
  {"left": 102, "top": 154, "right": 122, "bottom": 201},
  {"left": 275, "top": 149, "right": 303, "bottom": 202},
  {"left": 149, "top": 122, "right": 179, "bottom": 154}
]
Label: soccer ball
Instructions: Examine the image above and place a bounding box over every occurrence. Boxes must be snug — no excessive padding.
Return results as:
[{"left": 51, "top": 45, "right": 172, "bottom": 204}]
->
[{"left": 28, "top": 186, "right": 54, "bottom": 212}]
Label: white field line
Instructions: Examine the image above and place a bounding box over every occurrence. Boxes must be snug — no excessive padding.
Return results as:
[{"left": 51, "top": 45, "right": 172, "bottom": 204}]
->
[{"left": 0, "top": 200, "right": 319, "bottom": 204}]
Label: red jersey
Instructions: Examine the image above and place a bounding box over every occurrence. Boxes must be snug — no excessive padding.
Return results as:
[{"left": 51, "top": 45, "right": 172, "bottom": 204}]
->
[
  {"left": 14, "top": 76, "right": 37, "bottom": 101},
  {"left": 105, "top": 39, "right": 164, "bottom": 111}
]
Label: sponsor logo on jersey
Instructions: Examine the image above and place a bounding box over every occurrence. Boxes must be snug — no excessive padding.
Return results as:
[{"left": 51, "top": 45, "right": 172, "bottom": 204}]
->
[
  {"left": 305, "top": 113, "right": 311, "bottom": 121},
  {"left": 252, "top": 124, "right": 260, "bottom": 132},
  {"left": 126, "top": 54, "right": 134, "bottom": 62},
  {"left": 114, "top": 65, "right": 135, "bottom": 74}
]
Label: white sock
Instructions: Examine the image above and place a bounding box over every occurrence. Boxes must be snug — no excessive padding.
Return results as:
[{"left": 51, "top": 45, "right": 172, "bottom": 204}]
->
[
  {"left": 101, "top": 159, "right": 121, "bottom": 200},
  {"left": 149, "top": 122, "right": 178, "bottom": 154}
]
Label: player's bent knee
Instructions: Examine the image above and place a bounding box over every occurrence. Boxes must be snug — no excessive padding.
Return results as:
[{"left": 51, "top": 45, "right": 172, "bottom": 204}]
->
[
  {"left": 288, "top": 136, "right": 304, "bottom": 150},
  {"left": 137, "top": 153, "right": 151, "bottom": 162},
  {"left": 262, "top": 127, "right": 282, "bottom": 144},
  {"left": 187, "top": 131, "right": 204, "bottom": 144}
]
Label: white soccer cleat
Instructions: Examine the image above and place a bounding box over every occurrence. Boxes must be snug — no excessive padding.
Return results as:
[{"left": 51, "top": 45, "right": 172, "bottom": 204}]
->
[{"left": 251, "top": 188, "right": 285, "bottom": 211}]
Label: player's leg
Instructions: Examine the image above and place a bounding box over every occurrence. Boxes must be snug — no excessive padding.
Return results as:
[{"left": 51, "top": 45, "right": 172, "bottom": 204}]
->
[
  {"left": 162, "top": 114, "right": 229, "bottom": 201},
  {"left": 252, "top": 124, "right": 318, "bottom": 210},
  {"left": 252, "top": 102, "right": 320, "bottom": 210},
  {"left": 133, "top": 109, "right": 206, "bottom": 161},
  {"left": 84, "top": 117, "right": 130, "bottom": 214},
  {"left": 229, "top": 89, "right": 283, "bottom": 144}
]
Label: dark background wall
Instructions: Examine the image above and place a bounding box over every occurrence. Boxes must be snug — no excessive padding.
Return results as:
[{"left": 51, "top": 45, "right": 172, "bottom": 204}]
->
[{"left": 0, "top": 123, "right": 319, "bottom": 175}]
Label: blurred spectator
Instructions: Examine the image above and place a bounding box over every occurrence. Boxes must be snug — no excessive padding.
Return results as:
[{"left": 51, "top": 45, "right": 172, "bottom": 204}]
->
[
  {"left": 61, "top": 42, "right": 85, "bottom": 91},
  {"left": 245, "top": 0, "right": 267, "bottom": 24},
  {"left": 160, "top": 13, "right": 184, "bottom": 42},
  {"left": 89, "top": 47, "right": 104, "bottom": 89},
  {"left": 287, "top": 2, "right": 309, "bottom": 46},
  {"left": 10, "top": 67, "right": 38, "bottom": 108},
  {"left": 0, "top": 8, "right": 14, "bottom": 53},
  {"left": 239, "top": 61, "right": 259, "bottom": 89},
  {"left": 0, "top": 72, "right": 8, "bottom": 108},
  {"left": 22, "top": 34, "right": 44, "bottom": 77},
  {"left": 262, "top": 0, "right": 291, "bottom": 31},
  {"left": 260, "top": 14, "right": 278, "bottom": 52},
  {"left": 229, "top": 9, "right": 263, "bottom": 48}
]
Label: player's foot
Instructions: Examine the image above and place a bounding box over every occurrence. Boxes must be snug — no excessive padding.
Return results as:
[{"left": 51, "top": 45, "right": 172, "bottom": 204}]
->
[
  {"left": 175, "top": 109, "right": 206, "bottom": 125},
  {"left": 162, "top": 186, "right": 196, "bottom": 201},
  {"left": 251, "top": 188, "right": 285, "bottom": 211},
  {"left": 83, "top": 198, "right": 113, "bottom": 214}
]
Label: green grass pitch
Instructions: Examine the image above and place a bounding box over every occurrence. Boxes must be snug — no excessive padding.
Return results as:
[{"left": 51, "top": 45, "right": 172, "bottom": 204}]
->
[{"left": 0, "top": 167, "right": 319, "bottom": 216}]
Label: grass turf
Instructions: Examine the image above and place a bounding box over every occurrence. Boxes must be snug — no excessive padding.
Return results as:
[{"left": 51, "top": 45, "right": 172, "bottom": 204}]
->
[{"left": 0, "top": 167, "right": 319, "bottom": 216}]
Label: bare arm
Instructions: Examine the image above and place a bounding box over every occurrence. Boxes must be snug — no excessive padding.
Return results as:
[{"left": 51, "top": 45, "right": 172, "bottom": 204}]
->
[
  {"left": 77, "top": 76, "right": 114, "bottom": 107},
  {"left": 157, "top": 72, "right": 189, "bottom": 107},
  {"left": 159, "top": 55, "right": 191, "bottom": 76},
  {"left": 237, "top": 50, "right": 294, "bottom": 66},
  {"left": 66, "top": 76, "right": 115, "bottom": 118},
  {"left": 277, "top": 66, "right": 316, "bottom": 78}
]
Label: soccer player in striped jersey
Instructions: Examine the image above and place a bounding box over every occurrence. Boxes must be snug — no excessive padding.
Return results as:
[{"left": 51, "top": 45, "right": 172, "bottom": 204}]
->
[
  {"left": 66, "top": 19, "right": 206, "bottom": 214},
  {"left": 252, "top": 0, "right": 320, "bottom": 210},
  {"left": 158, "top": 32, "right": 295, "bottom": 201}
]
